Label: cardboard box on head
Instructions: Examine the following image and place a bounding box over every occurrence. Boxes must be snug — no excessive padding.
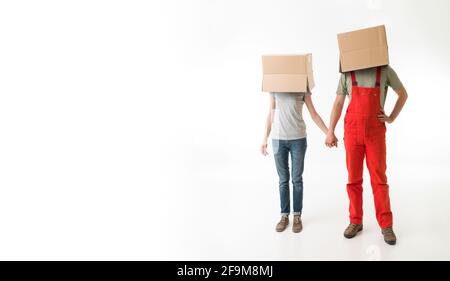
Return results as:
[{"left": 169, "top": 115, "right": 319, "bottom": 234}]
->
[
  {"left": 261, "top": 54, "right": 314, "bottom": 93},
  {"left": 337, "top": 25, "right": 389, "bottom": 73}
]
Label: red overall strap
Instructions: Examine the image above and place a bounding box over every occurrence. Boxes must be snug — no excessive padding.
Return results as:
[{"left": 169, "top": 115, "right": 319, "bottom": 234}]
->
[
  {"left": 350, "top": 71, "right": 357, "bottom": 86},
  {"left": 375, "top": 66, "right": 381, "bottom": 87}
]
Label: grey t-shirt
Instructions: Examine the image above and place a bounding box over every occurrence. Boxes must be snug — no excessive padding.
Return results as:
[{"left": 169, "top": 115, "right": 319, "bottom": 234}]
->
[{"left": 270, "top": 92, "right": 310, "bottom": 140}]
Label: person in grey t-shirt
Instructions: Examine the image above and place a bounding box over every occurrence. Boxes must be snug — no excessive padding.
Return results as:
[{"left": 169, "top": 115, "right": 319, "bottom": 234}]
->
[{"left": 261, "top": 91, "right": 328, "bottom": 233}]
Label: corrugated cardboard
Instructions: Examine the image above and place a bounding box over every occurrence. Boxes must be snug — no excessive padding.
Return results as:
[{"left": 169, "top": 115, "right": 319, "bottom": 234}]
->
[
  {"left": 337, "top": 25, "right": 389, "bottom": 72},
  {"left": 262, "top": 54, "right": 314, "bottom": 93}
]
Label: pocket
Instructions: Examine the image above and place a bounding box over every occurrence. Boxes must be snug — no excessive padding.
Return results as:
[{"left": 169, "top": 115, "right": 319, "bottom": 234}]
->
[
  {"left": 344, "top": 114, "right": 354, "bottom": 126},
  {"left": 344, "top": 114, "right": 357, "bottom": 136},
  {"left": 367, "top": 117, "right": 386, "bottom": 137}
]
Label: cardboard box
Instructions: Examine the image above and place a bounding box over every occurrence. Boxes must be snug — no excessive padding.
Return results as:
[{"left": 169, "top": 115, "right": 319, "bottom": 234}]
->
[
  {"left": 337, "top": 25, "right": 389, "bottom": 72},
  {"left": 261, "top": 54, "right": 314, "bottom": 93}
]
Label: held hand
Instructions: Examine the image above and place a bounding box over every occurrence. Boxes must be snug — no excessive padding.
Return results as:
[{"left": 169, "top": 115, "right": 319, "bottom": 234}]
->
[
  {"left": 378, "top": 112, "right": 394, "bottom": 124},
  {"left": 260, "top": 143, "right": 269, "bottom": 156},
  {"left": 325, "top": 132, "right": 338, "bottom": 148}
]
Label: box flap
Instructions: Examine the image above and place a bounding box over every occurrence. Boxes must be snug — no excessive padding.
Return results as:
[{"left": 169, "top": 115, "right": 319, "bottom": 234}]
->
[{"left": 305, "top": 53, "right": 314, "bottom": 91}]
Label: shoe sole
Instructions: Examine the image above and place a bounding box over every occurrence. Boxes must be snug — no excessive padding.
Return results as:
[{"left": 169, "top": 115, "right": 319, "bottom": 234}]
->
[
  {"left": 292, "top": 228, "right": 302, "bottom": 233},
  {"left": 384, "top": 240, "right": 396, "bottom": 245},
  {"left": 344, "top": 226, "right": 363, "bottom": 239},
  {"left": 276, "top": 224, "right": 289, "bottom": 232}
]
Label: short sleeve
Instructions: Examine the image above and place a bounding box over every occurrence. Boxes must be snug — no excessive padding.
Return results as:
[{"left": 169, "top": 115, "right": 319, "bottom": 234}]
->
[
  {"left": 386, "top": 66, "right": 403, "bottom": 90},
  {"left": 336, "top": 73, "right": 348, "bottom": 95}
]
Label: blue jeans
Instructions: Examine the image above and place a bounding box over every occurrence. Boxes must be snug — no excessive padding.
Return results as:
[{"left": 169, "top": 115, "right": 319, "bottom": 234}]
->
[{"left": 272, "top": 138, "right": 307, "bottom": 216}]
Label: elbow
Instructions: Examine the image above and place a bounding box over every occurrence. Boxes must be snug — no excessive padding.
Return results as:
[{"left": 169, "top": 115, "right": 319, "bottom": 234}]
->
[
  {"left": 335, "top": 99, "right": 345, "bottom": 109},
  {"left": 399, "top": 87, "right": 408, "bottom": 101},
  {"left": 400, "top": 92, "right": 408, "bottom": 104},
  {"left": 311, "top": 112, "right": 319, "bottom": 120},
  {"left": 307, "top": 108, "right": 318, "bottom": 120},
  {"left": 335, "top": 102, "right": 344, "bottom": 113}
]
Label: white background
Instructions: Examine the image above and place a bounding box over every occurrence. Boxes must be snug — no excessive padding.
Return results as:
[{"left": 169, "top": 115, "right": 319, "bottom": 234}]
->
[{"left": 0, "top": 0, "right": 449, "bottom": 260}]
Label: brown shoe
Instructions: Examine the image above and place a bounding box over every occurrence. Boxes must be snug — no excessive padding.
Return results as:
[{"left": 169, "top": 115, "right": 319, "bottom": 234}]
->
[
  {"left": 275, "top": 216, "right": 289, "bottom": 232},
  {"left": 343, "top": 223, "right": 363, "bottom": 238},
  {"left": 292, "top": 215, "right": 302, "bottom": 233},
  {"left": 382, "top": 227, "right": 397, "bottom": 245}
]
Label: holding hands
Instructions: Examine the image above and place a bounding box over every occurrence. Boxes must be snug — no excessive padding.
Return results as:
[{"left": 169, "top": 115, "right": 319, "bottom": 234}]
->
[{"left": 325, "top": 131, "right": 338, "bottom": 148}]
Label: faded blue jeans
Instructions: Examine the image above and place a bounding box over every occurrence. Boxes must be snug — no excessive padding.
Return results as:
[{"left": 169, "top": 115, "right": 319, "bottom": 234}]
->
[{"left": 272, "top": 138, "right": 307, "bottom": 216}]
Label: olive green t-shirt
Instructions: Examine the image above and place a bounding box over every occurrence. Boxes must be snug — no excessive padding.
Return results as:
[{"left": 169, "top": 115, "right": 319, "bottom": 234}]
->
[{"left": 336, "top": 65, "right": 403, "bottom": 108}]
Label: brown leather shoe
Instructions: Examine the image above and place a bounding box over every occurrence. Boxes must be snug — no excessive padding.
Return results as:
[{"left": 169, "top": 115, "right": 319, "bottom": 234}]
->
[
  {"left": 292, "top": 215, "right": 302, "bottom": 233},
  {"left": 382, "top": 227, "right": 397, "bottom": 245},
  {"left": 275, "top": 216, "right": 289, "bottom": 232},
  {"left": 344, "top": 223, "right": 363, "bottom": 238}
]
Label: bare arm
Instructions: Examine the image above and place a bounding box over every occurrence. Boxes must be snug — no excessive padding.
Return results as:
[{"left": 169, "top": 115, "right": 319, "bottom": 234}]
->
[
  {"left": 261, "top": 95, "right": 276, "bottom": 155},
  {"left": 378, "top": 86, "right": 408, "bottom": 123},
  {"left": 325, "top": 95, "right": 346, "bottom": 147},
  {"left": 304, "top": 94, "right": 328, "bottom": 135}
]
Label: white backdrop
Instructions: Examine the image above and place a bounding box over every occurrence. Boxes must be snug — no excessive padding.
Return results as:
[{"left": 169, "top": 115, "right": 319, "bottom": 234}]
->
[{"left": 0, "top": 0, "right": 449, "bottom": 260}]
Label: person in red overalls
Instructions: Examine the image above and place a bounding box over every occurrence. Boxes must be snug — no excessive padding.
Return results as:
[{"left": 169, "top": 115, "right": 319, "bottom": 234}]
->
[{"left": 326, "top": 66, "right": 408, "bottom": 245}]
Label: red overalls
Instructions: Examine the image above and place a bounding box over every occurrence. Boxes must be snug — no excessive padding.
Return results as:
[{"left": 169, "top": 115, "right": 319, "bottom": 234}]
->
[{"left": 344, "top": 66, "right": 393, "bottom": 229}]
